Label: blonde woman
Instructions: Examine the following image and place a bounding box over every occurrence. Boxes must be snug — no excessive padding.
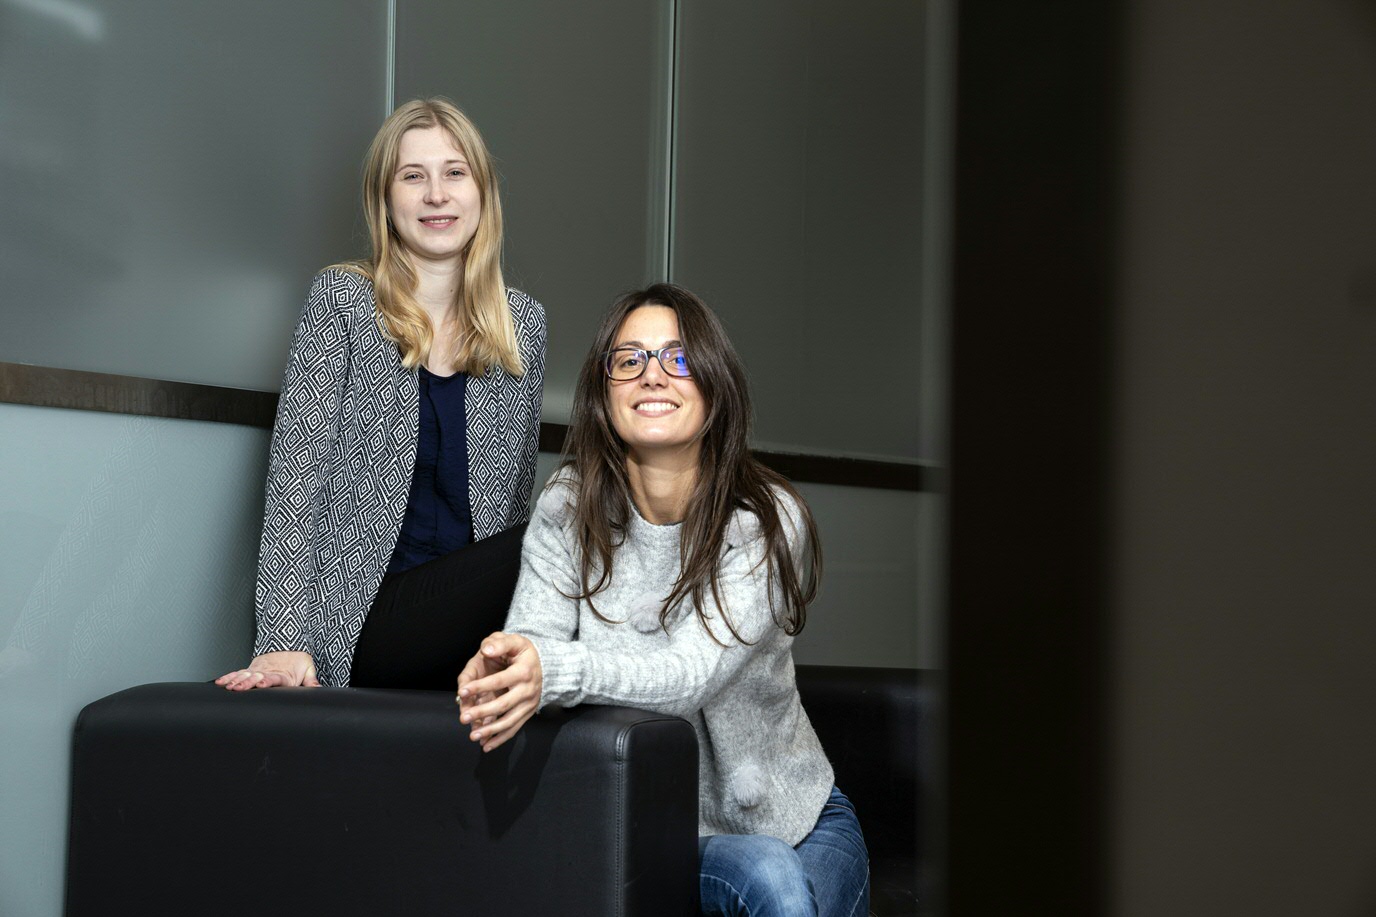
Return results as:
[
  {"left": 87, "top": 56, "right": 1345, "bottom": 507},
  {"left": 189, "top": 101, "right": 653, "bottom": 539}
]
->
[{"left": 217, "top": 98, "right": 545, "bottom": 690}]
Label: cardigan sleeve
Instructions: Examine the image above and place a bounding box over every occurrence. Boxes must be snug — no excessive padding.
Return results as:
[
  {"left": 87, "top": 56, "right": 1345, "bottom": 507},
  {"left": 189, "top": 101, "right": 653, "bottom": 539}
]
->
[
  {"left": 512, "top": 488, "right": 805, "bottom": 718},
  {"left": 511, "top": 291, "right": 546, "bottom": 522},
  {"left": 252, "top": 269, "right": 358, "bottom": 656}
]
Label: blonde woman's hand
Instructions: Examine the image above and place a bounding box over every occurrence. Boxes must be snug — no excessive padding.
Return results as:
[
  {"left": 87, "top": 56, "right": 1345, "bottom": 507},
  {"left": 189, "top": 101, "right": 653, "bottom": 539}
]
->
[
  {"left": 215, "top": 651, "right": 320, "bottom": 691},
  {"left": 456, "top": 633, "right": 543, "bottom": 752}
]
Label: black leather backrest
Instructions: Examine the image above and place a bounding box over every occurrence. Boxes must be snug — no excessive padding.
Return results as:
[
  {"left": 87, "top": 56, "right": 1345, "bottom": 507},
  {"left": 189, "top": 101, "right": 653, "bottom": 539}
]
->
[
  {"left": 795, "top": 665, "right": 935, "bottom": 864},
  {"left": 66, "top": 683, "right": 698, "bottom": 917}
]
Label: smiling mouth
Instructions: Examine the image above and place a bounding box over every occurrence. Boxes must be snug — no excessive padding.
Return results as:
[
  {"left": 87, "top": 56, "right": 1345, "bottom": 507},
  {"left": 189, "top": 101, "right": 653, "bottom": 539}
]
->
[
  {"left": 420, "top": 216, "right": 458, "bottom": 228},
  {"left": 634, "top": 401, "right": 679, "bottom": 415}
]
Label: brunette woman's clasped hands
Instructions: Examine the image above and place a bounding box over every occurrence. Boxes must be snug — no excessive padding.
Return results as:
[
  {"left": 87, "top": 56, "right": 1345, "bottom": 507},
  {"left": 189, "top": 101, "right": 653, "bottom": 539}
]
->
[{"left": 456, "top": 632, "right": 543, "bottom": 752}]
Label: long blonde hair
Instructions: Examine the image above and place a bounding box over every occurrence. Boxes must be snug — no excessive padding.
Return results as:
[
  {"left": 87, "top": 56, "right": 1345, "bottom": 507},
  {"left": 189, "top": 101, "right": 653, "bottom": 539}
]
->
[{"left": 337, "top": 98, "right": 521, "bottom": 375}]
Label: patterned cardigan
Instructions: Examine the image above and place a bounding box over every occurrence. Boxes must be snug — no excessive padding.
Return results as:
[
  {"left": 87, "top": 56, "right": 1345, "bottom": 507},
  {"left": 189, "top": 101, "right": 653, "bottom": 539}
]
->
[{"left": 252, "top": 268, "right": 546, "bottom": 685}]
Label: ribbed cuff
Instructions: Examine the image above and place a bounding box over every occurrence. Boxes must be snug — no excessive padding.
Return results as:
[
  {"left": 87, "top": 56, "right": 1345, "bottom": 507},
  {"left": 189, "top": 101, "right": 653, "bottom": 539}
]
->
[{"left": 523, "top": 636, "right": 586, "bottom": 711}]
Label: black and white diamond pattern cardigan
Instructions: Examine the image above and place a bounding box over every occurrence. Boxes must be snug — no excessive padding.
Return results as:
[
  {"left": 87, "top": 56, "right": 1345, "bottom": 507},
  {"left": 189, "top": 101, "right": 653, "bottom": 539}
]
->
[{"left": 252, "top": 268, "right": 546, "bottom": 685}]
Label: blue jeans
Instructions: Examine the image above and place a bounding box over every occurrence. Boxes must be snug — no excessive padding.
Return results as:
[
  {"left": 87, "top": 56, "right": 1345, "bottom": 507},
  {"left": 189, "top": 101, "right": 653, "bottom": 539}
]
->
[{"left": 698, "top": 786, "right": 870, "bottom": 917}]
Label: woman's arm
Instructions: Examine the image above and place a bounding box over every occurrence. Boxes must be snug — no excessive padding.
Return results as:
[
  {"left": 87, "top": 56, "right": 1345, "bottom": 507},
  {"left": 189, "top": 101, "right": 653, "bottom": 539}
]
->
[
  {"left": 218, "top": 270, "right": 356, "bottom": 689},
  {"left": 500, "top": 476, "right": 582, "bottom": 645},
  {"left": 530, "top": 530, "right": 787, "bottom": 716},
  {"left": 459, "top": 496, "right": 804, "bottom": 746},
  {"left": 455, "top": 478, "right": 578, "bottom": 745}
]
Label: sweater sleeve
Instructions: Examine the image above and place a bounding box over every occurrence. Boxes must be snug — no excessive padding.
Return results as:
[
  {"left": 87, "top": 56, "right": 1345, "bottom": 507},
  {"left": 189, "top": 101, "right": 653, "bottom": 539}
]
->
[
  {"left": 502, "top": 478, "right": 582, "bottom": 678},
  {"left": 252, "top": 269, "right": 357, "bottom": 656},
  {"left": 523, "top": 495, "right": 805, "bottom": 718}
]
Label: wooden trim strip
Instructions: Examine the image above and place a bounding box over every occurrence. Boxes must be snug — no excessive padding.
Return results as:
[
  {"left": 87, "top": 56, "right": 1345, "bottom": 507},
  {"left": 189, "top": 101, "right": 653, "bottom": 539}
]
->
[
  {"left": 0, "top": 362, "right": 278, "bottom": 428},
  {"left": 537, "top": 422, "right": 936, "bottom": 491},
  {"left": 754, "top": 449, "right": 936, "bottom": 492},
  {"left": 1, "top": 362, "right": 936, "bottom": 492}
]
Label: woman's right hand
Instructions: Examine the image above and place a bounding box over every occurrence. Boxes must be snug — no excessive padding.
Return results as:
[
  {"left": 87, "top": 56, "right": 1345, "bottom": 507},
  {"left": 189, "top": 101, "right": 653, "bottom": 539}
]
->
[
  {"left": 456, "top": 633, "right": 543, "bottom": 752},
  {"left": 215, "top": 651, "right": 320, "bottom": 691}
]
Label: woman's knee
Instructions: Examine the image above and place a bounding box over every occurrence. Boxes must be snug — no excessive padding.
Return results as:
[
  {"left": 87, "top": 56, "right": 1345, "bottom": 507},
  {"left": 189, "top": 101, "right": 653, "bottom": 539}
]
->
[{"left": 700, "top": 835, "right": 816, "bottom": 917}]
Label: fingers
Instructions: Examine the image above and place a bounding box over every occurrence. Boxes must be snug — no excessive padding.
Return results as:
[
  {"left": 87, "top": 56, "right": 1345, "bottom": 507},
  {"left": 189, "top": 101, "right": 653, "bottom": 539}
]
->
[
  {"left": 217, "top": 652, "right": 317, "bottom": 690},
  {"left": 470, "top": 703, "right": 537, "bottom": 752},
  {"left": 215, "top": 663, "right": 312, "bottom": 690},
  {"left": 478, "top": 632, "right": 528, "bottom": 661},
  {"left": 459, "top": 640, "right": 540, "bottom": 700},
  {"left": 219, "top": 670, "right": 271, "bottom": 691},
  {"left": 456, "top": 651, "right": 506, "bottom": 711},
  {"left": 455, "top": 654, "right": 486, "bottom": 692},
  {"left": 215, "top": 668, "right": 260, "bottom": 687},
  {"left": 217, "top": 669, "right": 258, "bottom": 690},
  {"left": 459, "top": 689, "right": 519, "bottom": 726},
  {"left": 458, "top": 666, "right": 523, "bottom": 700},
  {"left": 458, "top": 691, "right": 499, "bottom": 724},
  {"left": 457, "top": 649, "right": 523, "bottom": 701},
  {"left": 454, "top": 635, "right": 539, "bottom": 751},
  {"left": 460, "top": 674, "right": 540, "bottom": 752}
]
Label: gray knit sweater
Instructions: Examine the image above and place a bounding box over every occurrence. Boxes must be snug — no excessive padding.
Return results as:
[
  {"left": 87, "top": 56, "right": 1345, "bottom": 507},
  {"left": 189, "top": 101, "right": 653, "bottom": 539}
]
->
[{"left": 504, "top": 474, "right": 835, "bottom": 845}]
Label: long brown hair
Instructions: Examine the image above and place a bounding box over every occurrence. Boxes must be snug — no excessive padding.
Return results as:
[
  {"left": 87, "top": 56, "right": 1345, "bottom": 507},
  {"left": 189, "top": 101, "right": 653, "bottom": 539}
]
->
[
  {"left": 558, "top": 283, "right": 821, "bottom": 641},
  {"left": 334, "top": 98, "right": 520, "bottom": 375}
]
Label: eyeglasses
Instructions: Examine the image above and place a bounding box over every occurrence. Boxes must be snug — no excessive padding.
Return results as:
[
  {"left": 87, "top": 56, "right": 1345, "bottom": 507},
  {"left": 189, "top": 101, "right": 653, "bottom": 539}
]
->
[{"left": 603, "top": 346, "right": 691, "bottom": 381}]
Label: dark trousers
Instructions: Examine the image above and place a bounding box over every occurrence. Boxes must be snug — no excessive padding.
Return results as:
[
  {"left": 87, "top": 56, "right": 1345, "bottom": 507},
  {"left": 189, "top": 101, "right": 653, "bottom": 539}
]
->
[{"left": 348, "top": 522, "right": 528, "bottom": 692}]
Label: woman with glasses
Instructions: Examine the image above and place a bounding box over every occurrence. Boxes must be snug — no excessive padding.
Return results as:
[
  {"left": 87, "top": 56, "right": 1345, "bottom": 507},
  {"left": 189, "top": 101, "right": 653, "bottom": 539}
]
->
[
  {"left": 216, "top": 98, "right": 545, "bottom": 691},
  {"left": 457, "top": 284, "right": 869, "bottom": 917}
]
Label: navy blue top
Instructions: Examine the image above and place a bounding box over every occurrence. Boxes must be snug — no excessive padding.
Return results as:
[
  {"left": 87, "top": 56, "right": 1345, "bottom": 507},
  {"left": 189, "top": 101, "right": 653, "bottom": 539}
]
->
[{"left": 386, "top": 367, "right": 473, "bottom": 575}]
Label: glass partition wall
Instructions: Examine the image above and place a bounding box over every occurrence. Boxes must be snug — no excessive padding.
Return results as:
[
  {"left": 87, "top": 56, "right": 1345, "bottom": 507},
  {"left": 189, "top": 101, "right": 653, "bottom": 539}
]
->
[{"left": 0, "top": 3, "right": 946, "bottom": 914}]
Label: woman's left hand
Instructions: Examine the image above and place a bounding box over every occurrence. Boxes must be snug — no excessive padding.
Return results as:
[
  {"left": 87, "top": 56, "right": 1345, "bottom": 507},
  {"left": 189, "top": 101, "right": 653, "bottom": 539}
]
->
[{"left": 456, "top": 632, "right": 543, "bottom": 752}]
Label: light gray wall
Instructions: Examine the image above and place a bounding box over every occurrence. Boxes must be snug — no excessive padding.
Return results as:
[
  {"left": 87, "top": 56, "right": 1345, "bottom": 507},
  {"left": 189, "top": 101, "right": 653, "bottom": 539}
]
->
[
  {"left": 0, "top": 404, "right": 265, "bottom": 916},
  {"left": 1108, "top": 1, "right": 1376, "bottom": 913}
]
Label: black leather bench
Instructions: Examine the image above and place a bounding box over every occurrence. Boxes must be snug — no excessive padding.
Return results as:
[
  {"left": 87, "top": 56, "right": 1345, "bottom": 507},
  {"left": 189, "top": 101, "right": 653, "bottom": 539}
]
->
[
  {"left": 797, "top": 665, "right": 935, "bottom": 917},
  {"left": 65, "top": 684, "right": 699, "bottom": 916},
  {"left": 66, "top": 665, "right": 933, "bottom": 916}
]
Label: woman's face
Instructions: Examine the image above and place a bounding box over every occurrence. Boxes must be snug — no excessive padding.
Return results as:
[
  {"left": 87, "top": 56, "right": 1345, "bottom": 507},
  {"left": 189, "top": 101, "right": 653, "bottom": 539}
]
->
[
  {"left": 607, "top": 305, "right": 706, "bottom": 462},
  {"left": 387, "top": 126, "right": 481, "bottom": 268}
]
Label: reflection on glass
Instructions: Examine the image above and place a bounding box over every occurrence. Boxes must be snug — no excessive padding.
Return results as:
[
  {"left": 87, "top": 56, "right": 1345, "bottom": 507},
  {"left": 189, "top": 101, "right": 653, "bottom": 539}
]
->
[
  {"left": 672, "top": 0, "right": 927, "bottom": 462},
  {"left": 0, "top": 0, "right": 388, "bottom": 390}
]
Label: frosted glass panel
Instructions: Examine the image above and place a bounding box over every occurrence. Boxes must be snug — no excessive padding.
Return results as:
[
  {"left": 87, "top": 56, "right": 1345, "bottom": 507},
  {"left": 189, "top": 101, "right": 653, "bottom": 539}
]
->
[
  {"left": 395, "top": 0, "right": 674, "bottom": 422},
  {"left": 0, "top": 0, "right": 389, "bottom": 390},
  {"left": 673, "top": 0, "right": 926, "bottom": 461},
  {"left": 791, "top": 483, "right": 936, "bottom": 670},
  {"left": 0, "top": 404, "right": 266, "bottom": 916}
]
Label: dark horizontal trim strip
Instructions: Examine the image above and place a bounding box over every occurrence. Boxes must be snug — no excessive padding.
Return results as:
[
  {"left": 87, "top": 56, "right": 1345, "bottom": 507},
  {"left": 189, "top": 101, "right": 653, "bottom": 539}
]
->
[
  {"left": 537, "top": 422, "right": 936, "bottom": 491},
  {"left": 1, "top": 361, "right": 936, "bottom": 492},
  {"left": 753, "top": 449, "right": 937, "bottom": 492},
  {"left": 0, "top": 361, "right": 278, "bottom": 428}
]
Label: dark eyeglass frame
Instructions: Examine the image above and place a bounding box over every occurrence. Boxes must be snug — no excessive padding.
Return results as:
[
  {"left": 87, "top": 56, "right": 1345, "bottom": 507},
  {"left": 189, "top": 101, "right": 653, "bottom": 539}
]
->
[{"left": 603, "top": 345, "right": 692, "bottom": 380}]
